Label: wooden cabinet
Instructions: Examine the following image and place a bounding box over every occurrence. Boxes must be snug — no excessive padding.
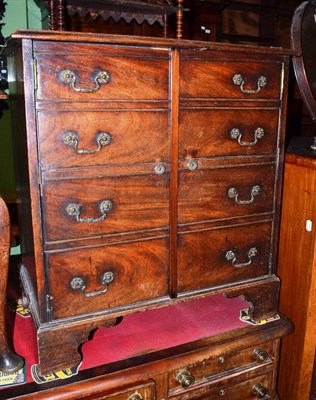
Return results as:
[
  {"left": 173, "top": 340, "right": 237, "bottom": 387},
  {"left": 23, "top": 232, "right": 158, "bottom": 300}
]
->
[
  {"left": 278, "top": 137, "right": 316, "bottom": 400},
  {"left": 1, "top": 313, "right": 293, "bottom": 400},
  {"left": 5, "top": 30, "right": 291, "bottom": 375}
]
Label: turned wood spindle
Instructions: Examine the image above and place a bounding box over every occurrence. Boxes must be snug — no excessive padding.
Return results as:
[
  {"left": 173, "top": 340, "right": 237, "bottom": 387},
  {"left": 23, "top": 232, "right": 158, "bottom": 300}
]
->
[
  {"left": 48, "top": 0, "right": 56, "bottom": 30},
  {"left": 163, "top": 14, "right": 168, "bottom": 38},
  {"left": 176, "top": 0, "right": 183, "bottom": 39},
  {"left": 56, "top": 0, "right": 66, "bottom": 31}
]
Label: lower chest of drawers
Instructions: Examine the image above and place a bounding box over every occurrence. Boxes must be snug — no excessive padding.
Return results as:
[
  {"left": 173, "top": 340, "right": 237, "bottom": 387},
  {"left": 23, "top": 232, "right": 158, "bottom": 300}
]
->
[{"left": 4, "top": 316, "right": 292, "bottom": 400}]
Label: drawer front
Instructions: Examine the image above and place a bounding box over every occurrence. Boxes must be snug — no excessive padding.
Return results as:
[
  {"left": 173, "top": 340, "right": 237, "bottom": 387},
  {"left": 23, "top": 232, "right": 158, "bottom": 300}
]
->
[
  {"left": 179, "top": 109, "right": 279, "bottom": 158},
  {"left": 169, "top": 372, "right": 272, "bottom": 399},
  {"left": 35, "top": 50, "right": 169, "bottom": 101},
  {"left": 178, "top": 164, "right": 275, "bottom": 225},
  {"left": 48, "top": 238, "right": 169, "bottom": 319},
  {"left": 42, "top": 173, "right": 169, "bottom": 242},
  {"left": 180, "top": 59, "right": 282, "bottom": 100},
  {"left": 169, "top": 341, "right": 274, "bottom": 391},
  {"left": 90, "top": 381, "right": 155, "bottom": 400},
  {"left": 38, "top": 110, "right": 169, "bottom": 170},
  {"left": 177, "top": 221, "right": 272, "bottom": 293}
]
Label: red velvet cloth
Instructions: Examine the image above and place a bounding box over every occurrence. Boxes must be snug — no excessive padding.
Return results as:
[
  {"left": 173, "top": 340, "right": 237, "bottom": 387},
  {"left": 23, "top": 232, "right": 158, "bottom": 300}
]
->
[{"left": 4, "top": 294, "right": 250, "bottom": 387}]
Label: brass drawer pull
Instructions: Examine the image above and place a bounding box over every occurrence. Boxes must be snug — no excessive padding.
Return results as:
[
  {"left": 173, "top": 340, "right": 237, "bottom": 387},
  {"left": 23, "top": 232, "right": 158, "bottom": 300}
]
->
[
  {"left": 128, "top": 393, "right": 142, "bottom": 400},
  {"left": 70, "top": 271, "right": 114, "bottom": 298},
  {"left": 228, "top": 185, "right": 261, "bottom": 205},
  {"left": 177, "top": 371, "right": 195, "bottom": 388},
  {"left": 62, "top": 131, "right": 112, "bottom": 154},
  {"left": 225, "top": 247, "right": 258, "bottom": 269},
  {"left": 59, "top": 69, "right": 110, "bottom": 93},
  {"left": 233, "top": 74, "right": 267, "bottom": 94},
  {"left": 66, "top": 200, "right": 113, "bottom": 223},
  {"left": 252, "top": 383, "right": 270, "bottom": 399},
  {"left": 253, "top": 348, "right": 269, "bottom": 363},
  {"left": 230, "top": 127, "right": 265, "bottom": 146}
]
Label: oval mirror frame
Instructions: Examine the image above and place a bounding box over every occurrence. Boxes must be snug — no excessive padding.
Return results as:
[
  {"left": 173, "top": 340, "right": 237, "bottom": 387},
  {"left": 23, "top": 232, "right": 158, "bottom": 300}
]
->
[{"left": 291, "top": 0, "right": 316, "bottom": 121}]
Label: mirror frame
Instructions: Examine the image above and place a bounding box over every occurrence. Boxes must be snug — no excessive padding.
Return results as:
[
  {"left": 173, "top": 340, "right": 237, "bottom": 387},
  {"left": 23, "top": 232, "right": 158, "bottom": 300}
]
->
[{"left": 291, "top": 0, "right": 316, "bottom": 121}]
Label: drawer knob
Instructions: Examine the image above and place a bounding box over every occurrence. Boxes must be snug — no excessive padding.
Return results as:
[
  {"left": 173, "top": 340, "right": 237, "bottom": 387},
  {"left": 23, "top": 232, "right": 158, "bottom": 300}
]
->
[
  {"left": 128, "top": 392, "right": 142, "bottom": 400},
  {"left": 252, "top": 383, "right": 270, "bottom": 399},
  {"left": 230, "top": 127, "right": 265, "bottom": 146},
  {"left": 233, "top": 74, "right": 267, "bottom": 94},
  {"left": 228, "top": 185, "right": 261, "bottom": 205},
  {"left": 70, "top": 271, "right": 114, "bottom": 298},
  {"left": 253, "top": 348, "right": 269, "bottom": 363},
  {"left": 62, "top": 131, "right": 112, "bottom": 154},
  {"left": 154, "top": 164, "right": 166, "bottom": 175},
  {"left": 66, "top": 199, "right": 113, "bottom": 223},
  {"left": 187, "top": 160, "right": 198, "bottom": 171},
  {"left": 177, "top": 371, "right": 195, "bottom": 388},
  {"left": 225, "top": 247, "right": 258, "bottom": 269},
  {"left": 59, "top": 69, "right": 110, "bottom": 93}
]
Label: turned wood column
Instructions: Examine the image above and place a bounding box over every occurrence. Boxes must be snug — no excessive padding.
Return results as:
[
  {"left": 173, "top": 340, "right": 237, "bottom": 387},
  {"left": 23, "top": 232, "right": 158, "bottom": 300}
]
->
[{"left": 0, "top": 196, "right": 24, "bottom": 373}]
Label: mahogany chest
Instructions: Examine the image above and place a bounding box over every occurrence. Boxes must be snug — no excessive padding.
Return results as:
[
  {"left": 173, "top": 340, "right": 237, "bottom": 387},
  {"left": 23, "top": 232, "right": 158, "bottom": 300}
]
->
[{"left": 6, "top": 30, "right": 291, "bottom": 375}]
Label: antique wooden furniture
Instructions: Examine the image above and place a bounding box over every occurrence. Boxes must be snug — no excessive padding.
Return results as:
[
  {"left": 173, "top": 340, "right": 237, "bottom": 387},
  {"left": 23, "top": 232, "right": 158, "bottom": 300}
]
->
[
  {"left": 277, "top": 3, "right": 316, "bottom": 399},
  {"left": 277, "top": 137, "right": 316, "bottom": 400},
  {"left": 42, "top": 0, "right": 185, "bottom": 38},
  {"left": 0, "top": 293, "right": 293, "bottom": 399},
  {"left": 5, "top": 30, "right": 291, "bottom": 375}
]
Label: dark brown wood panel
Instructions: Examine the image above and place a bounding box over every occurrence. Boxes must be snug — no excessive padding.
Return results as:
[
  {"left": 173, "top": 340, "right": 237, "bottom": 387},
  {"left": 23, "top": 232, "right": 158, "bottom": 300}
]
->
[
  {"left": 179, "top": 108, "right": 279, "bottom": 159},
  {"left": 48, "top": 237, "right": 169, "bottom": 319},
  {"left": 177, "top": 221, "right": 272, "bottom": 293},
  {"left": 169, "top": 371, "right": 273, "bottom": 399},
  {"left": 178, "top": 163, "right": 275, "bottom": 225},
  {"left": 179, "top": 59, "right": 282, "bottom": 100},
  {"left": 37, "top": 110, "right": 169, "bottom": 170},
  {"left": 35, "top": 45, "right": 170, "bottom": 101},
  {"left": 42, "top": 173, "right": 169, "bottom": 242},
  {"left": 169, "top": 341, "right": 274, "bottom": 391}
]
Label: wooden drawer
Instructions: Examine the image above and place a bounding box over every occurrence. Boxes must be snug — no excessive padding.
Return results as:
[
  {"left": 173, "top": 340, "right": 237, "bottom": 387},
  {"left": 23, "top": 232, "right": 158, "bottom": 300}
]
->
[
  {"left": 178, "top": 163, "right": 275, "bottom": 225},
  {"left": 47, "top": 237, "right": 169, "bottom": 319},
  {"left": 42, "top": 172, "right": 169, "bottom": 242},
  {"left": 179, "top": 58, "right": 282, "bottom": 100},
  {"left": 88, "top": 381, "right": 155, "bottom": 400},
  {"left": 34, "top": 43, "right": 169, "bottom": 101},
  {"left": 179, "top": 108, "right": 279, "bottom": 159},
  {"left": 169, "top": 341, "right": 274, "bottom": 391},
  {"left": 177, "top": 221, "right": 272, "bottom": 293},
  {"left": 37, "top": 110, "right": 169, "bottom": 170},
  {"left": 169, "top": 371, "right": 272, "bottom": 399}
]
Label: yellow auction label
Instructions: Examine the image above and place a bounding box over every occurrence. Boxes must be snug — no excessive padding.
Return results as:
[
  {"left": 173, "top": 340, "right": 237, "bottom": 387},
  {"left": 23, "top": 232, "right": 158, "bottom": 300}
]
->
[
  {"left": 240, "top": 308, "right": 280, "bottom": 325},
  {"left": 0, "top": 366, "right": 26, "bottom": 387},
  {"left": 31, "top": 363, "right": 81, "bottom": 384}
]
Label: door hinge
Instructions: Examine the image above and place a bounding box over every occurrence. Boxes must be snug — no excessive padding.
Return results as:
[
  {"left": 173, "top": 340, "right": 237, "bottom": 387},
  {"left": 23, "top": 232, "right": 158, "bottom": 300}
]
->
[
  {"left": 46, "top": 294, "right": 53, "bottom": 318},
  {"left": 33, "top": 58, "right": 38, "bottom": 92},
  {"left": 39, "top": 173, "right": 43, "bottom": 197}
]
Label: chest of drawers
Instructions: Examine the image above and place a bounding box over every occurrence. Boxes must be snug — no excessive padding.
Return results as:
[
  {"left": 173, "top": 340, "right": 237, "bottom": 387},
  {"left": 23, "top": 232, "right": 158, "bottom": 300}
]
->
[{"left": 6, "top": 30, "right": 291, "bottom": 375}]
